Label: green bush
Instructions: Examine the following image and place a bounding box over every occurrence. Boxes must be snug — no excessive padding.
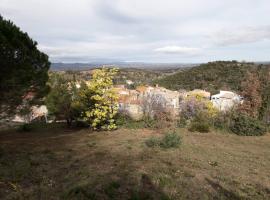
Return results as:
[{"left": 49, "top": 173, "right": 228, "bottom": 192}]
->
[
  {"left": 160, "top": 132, "right": 182, "bottom": 148},
  {"left": 145, "top": 131, "right": 182, "bottom": 149},
  {"left": 188, "top": 121, "right": 210, "bottom": 133},
  {"left": 230, "top": 114, "right": 267, "bottom": 136}
]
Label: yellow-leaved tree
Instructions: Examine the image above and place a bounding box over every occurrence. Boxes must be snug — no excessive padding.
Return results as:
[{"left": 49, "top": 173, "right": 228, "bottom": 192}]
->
[{"left": 81, "top": 67, "right": 119, "bottom": 130}]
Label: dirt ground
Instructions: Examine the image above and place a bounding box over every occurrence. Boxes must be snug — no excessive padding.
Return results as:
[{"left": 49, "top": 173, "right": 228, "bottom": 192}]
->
[{"left": 0, "top": 124, "right": 270, "bottom": 199}]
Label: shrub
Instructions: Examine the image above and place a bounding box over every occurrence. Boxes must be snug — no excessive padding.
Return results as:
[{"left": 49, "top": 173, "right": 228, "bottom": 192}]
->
[
  {"left": 145, "top": 136, "right": 160, "bottom": 147},
  {"left": 177, "top": 117, "right": 188, "bottom": 128},
  {"left": 143, "top": 116, "right": 157, "bottom": 128},
  {"left": 212, "top": 112, "right": 231, "bottom": 130},
  {"left": 160, "top": 132, "right": 182, "bottom": 148},
  {"left": 230, "top": 114, "right": 267, "bottom": 136},
  {"left": 145, "top": 131, "right": 182, "bottom": 149},
  {"left": 188, "top": 121, "right": 210, "bottom": 133},
  {"left": 188, "top": 112, "right": 211, "bottom": 133},
  {"left": 116, "top": 114, "right": 145, "bottom": 129},
  {"left": 17, "top": 123, "right": 32, "bottom": 132}
]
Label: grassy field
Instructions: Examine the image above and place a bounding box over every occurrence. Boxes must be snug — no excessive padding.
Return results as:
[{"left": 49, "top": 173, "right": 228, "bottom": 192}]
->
[{"left": 0, "top": 124, "right": 270, "bottom": 199}]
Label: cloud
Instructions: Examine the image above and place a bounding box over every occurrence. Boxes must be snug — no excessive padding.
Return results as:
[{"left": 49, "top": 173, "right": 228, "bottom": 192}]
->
[
  {"left": 1, "top": 0, "right": 270, "bottom": 62},
  {"left": 94, "top": 0, "right": 138, "bottom": 24},
  {"left": 213, "top": 26, "right": 270, "bottom": 46},
  {"left": 154, "top": 46, "right": 201, "bottom": 55}
]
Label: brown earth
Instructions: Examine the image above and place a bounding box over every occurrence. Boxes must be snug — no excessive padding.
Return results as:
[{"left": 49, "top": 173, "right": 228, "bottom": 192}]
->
[{"left": 0, "top": 124, "right": 270, "bottom": 199}]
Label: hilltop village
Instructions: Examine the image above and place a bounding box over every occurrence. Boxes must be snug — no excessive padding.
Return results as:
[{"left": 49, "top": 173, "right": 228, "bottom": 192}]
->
[
  {"left": 114, "top": 81, "right": 243, "bottom": 120},
  {"left": 13, "top": 79, "right": 243, "bottom": 123}
]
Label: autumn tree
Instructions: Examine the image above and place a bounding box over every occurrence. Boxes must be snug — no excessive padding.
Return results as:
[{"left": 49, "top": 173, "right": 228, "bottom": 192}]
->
[
  {"left": 80, "top": 68, "right": 119, "bottom": 130},
  {"left": 239, "top": 71, "right": 262, "bottom": 118}
]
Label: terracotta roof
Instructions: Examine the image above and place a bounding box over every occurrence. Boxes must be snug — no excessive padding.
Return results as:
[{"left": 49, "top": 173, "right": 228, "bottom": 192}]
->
[{"left": 136, "top": 86, "right": 147, "bottom": 93}]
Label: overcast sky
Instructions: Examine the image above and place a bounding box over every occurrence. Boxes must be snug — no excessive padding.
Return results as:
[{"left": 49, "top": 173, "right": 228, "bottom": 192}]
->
[{"left": 1, "top": 0, "right": 270, "bottom": 63}]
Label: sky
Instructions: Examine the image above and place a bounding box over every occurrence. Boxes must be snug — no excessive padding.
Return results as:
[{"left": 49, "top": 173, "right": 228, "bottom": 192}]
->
[{"left": 0, "top": 0, "right": 270, "bottom": 63}]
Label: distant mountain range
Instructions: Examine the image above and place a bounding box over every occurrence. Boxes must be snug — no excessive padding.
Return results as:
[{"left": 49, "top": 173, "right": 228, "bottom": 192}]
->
[{"left": 50, "top": 62, "right": 198, "bottom": 71}]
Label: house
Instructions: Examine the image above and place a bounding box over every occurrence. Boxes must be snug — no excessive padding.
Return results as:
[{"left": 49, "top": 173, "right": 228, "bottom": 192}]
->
[
  {"left": 126, "top": 80, "right": 134, "bottom": 85},
  {"left": 115, "top": 86, "right": 143, "bottom": 120},
  {"left": 115, "top": 85, "right": 181, "bottom": 119},
  {"left": 211, "top": 91, "right": 243, "bottom": 111},
  {"left": 145, "top": 86, "right": 180, "bottom": 110}
]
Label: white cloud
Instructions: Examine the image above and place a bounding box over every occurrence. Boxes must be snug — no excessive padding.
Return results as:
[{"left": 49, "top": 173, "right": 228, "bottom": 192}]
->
[{"left": 154, "top": 46, "right": 201, "bottom": 55}]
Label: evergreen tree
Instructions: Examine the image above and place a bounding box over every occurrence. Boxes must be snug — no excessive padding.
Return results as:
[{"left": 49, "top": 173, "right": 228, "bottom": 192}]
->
[{"left": 0, "top": 15, "right": 50, "bottom": 118}]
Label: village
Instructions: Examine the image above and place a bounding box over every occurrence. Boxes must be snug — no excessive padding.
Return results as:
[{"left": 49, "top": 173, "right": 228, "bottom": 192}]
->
[
  {"left": 115, "top": 80, "right": 243, "bottom": 120},
  {"left": 13, "top": 79, "right": 243, "bottom": 123}
]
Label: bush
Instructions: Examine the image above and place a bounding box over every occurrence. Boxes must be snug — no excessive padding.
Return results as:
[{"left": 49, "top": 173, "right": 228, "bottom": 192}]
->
[
  {"left": 145, "top": 131, "right": 182, "bottom": 149},
  {"left": 230, "top": 114, "right": 267, "bottom": 136},
  {"left": 143, "top": 116, "right": 157, "bottom": 128},
  {"left": 116, "top": 114, "right": 145, "bottom": 129},
  {"left": 145, "top": 136, "right": 161, "bottom": 147},
  {"left": 75, "top": 120, "right": 89, "bottom": 128},
  {"left": 212, "top": 112, "right": 231, "bottom": 130},
  {"left": 17, "top": 123, "right": 32, "bottom": 132},
  {"left": 188, "top": 121, "right": 210, "bottom": 133},
  {"left": 188, "top": 112, "right": 211, "bottom": 133},
  {"left": 177, "top": 117, "right": 188, "bottom": 128},
  {"left": 160, "top": 132, "right": 182, "bottom": 148}
]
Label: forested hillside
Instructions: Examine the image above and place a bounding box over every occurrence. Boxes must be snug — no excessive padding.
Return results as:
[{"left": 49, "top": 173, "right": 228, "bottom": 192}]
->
[{"left": 155, "top": 61, "right": 260, "bottom": 93}]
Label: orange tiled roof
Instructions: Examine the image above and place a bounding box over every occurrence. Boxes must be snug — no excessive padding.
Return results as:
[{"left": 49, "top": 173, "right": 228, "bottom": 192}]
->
[{"left": 136, "top": 86, "right": 147, "bottom": 93}]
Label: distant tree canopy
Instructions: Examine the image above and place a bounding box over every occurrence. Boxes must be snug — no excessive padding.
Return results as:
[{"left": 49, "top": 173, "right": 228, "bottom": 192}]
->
[
  {"left": 0, "top": 15, "right": 50, "bottom": 117},
  {"left": 154, "top": 61, "right": 256, "bottom": 94}
]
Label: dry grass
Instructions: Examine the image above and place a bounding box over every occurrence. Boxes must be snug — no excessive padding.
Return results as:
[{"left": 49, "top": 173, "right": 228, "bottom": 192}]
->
[{"left": 0, "top": 124, "right": 270, "bottom": 199}]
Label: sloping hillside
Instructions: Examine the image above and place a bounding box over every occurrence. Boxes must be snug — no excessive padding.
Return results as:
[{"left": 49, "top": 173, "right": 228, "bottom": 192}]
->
[{"left": 155, "top": 61, "right": 258, "bottom": 94}]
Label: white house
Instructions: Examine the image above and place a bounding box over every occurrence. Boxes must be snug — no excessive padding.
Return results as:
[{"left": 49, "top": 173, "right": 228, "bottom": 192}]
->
[{"left": 211, "top": 91, "right": 243, "bottom": 111}]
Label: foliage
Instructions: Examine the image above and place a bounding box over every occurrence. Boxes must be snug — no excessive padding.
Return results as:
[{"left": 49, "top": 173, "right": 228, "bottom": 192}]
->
[
  {"left": 17, "top": 123, "right": 32, "bottom": 132},
  {"left": 239, "top": 71, "right": 262, "bottom": 118},
  {"left": 145, "top": 131, "right": 182, "bottom": 149},
  {"left": 116, "top": 114, "right": 145, "bottom": 129},
  {"left": 212, "top": 111, "right": 233, "bottom": 131},
  {"left": 45, "top": 74, "right": 82, "bottom": 126},
  {"left": 155, "top": 61, "right": 270, "bottom": 124},
  {"left": 155, "top": 61, "right": 253, "bottom": 94},
  {"left": 0, "top": 15, "right": 50, "bottom": 118},
  {"left": 159, "top": 132, "right": 182, "bottom": 148},
  {"left": 141, "top": 93, "right": 174, "bottom": 129},
  {"left": 145, "top": 136, "right": 161, "bottom": 148},
  {"left": 230, "top": 113, "right": 267, "bottom": 136},
  {"left": 81, "top": 68, "right": 119, "bottom": 130},
  {"left": 188, "top": 121, "right": 210, "bottom": 133},
  {"left": 180, "top": 93, "right": 218, "bottom": 122}
]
